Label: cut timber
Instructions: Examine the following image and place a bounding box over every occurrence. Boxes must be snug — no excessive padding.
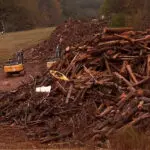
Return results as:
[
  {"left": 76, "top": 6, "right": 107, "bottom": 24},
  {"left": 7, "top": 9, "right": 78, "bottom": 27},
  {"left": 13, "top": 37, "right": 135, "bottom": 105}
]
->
[
  {"left": 114, "top": 34, "right": 134, "bottom": 43},
  {"left": 103, "top": 27, "right": 133, "bottom": 34},
  {"left": 56, "top": 81, "right": 67, "bottom": 96},
  {"left": 135, "top": 35, "right": 150, "bottom": 42},
  {"left": 126, "top": 65, "right": 138, "bottom": 83},
  {"left": 41, "top": 131, "right": 72, "bottom": 143},
  {"left": 65, "top": 53, "right": 79, "bottom": 76},
  {"left": 120, "top": 61, "right": 128, "bottom": 74},
  {"left": 113, "top": 72, "right": 135, "bottom": 91},
  {"left": 98, "top": 40, "right": 129, "bottom": 47},
  {"left": 101, "top": 35, "right": 122, "bottom": 41},
  {"left": 133, "top": 77, "right": 150, "bottom": 87},
  {"left": 83, "top": 65, "right": 97, "bottom": 83},
  {"left": 147, "top": 55, "right": 150, "bottom": 76},
  {"left": 96, "top": 106, "right": 113, "bottom": 118},
  {"left": 65, "top": 83, "right": 73, "bottom": 104}
]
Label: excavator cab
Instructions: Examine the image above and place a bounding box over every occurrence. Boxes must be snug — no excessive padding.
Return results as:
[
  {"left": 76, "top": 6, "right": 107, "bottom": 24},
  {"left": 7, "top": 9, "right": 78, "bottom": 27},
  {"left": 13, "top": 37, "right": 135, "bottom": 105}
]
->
[{"left": 4, "top": 51, "right": 25, "bottom": 77}]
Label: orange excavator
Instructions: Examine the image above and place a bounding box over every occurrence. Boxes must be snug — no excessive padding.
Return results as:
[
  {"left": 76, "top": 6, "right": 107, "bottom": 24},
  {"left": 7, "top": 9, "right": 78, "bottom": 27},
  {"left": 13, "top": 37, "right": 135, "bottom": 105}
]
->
[{"left": 3, "top": 51, "right": 25, "bottom": 77}]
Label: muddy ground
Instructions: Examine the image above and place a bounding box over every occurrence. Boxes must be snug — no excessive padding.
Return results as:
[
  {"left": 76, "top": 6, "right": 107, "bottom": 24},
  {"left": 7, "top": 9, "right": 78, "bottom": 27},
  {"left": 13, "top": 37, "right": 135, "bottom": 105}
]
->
[
  {"left": 0, "top": 62, "right": 45, "bottom": 92},
  {"left": 0, "top": 63, "right": 49, "bottom": 149}
]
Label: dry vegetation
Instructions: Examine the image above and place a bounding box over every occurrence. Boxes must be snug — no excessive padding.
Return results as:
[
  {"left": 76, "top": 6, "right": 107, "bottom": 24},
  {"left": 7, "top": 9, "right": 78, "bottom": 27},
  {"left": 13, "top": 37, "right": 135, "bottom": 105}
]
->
[
  {"left": 110, "top": 127, "right": 150, "bottom": 150},
  {"left": 0, "top": 27, "right": 55, "bottom": 64}
]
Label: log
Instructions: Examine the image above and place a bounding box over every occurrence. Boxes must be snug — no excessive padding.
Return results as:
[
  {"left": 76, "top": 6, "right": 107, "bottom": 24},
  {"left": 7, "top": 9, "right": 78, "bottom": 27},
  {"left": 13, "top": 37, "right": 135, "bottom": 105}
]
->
[
  {"left": 104, "top": 58, "right": 112, "bottom": 75},
  {"left": 56, "top": 81, "right": 67, "bottom": 96},
  {"left": 126, "top": 65, "right": 138, "bottom": 83},
  {"left": 96, "top": 103, "right": 105, "bottom": 114},
  {"left": 96, "top": 106, "right": 113, "bottom": 118},
  {"left": 121, "top": 113, "right": 150, "bottom": 128},
  {"left": 117, "top": 91, "right": 135, "bottom": 109},
  {"left": 103, "top": 27, "right": 133, "bottom": 34},
  {"left": 83, "top": 65, "right": 97, "bottom": 83},
  {"left": 87, "top": 47, "right": 112, "bottom": 55},
  {"left": 133, "top": 77, "right": 150, "bottom": 87},
  {"left": 113, "top": 72, "right": 135, "bottom": 91},
  {"left": 135, "top": 35, "right": 150, "bottom": 42},
  {"left": 114, "top": 34, "right": 134, "bottom": 43},
  {"left": 100, "top": 35, "right": 122, "bottom": 42},
  {"left": 147, "top": 55, "right": 150, "bottom": 76},
  {"left": 98, "top": 40, "right": 129, "bottom": 47},
  {"left": 41, "top": 131, "right": 72, "bottom": 143},
  {"left": 65, "top": 83, "right": 73, "bottom": 104},
  {"left": 120, "top": 61, "right": 128, "bottom": 74},
  {"left": 140, "top": 97, "right": 150, "bottom": 103},
  {"left": 65, "top": 53, "right": 79, "bottom": 76},
  {"left": 137, "top": 89, "right": 150, "bottom": 97}
]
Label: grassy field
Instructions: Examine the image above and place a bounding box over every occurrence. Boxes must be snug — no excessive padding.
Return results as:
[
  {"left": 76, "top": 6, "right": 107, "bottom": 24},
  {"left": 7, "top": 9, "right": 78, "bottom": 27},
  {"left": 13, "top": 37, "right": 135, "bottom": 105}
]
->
[{"left": 0, "top": 27, "right": 55, "bottom": 64}]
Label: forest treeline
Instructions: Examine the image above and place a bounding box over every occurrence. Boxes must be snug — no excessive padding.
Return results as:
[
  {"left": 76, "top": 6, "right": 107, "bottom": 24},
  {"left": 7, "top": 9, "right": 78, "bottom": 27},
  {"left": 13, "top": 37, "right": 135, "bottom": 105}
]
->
[
  {"left": 0, "top": 0, "right": 150, "bottom": 32},
  {"left": 0, "top": 0, "right": 62, "bottom": 32},
  {"left": 0, "top": 0, "right": 103, "bottom": 32},
  {"left": 100, "top": 0, "right": 150, "bottom": 29}
]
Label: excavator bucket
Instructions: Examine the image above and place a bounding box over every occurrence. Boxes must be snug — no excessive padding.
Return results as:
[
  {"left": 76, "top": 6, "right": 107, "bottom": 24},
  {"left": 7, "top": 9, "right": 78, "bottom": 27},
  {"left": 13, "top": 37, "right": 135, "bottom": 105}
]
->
[{"left": 50, "top": 70, "right": 69, "bottom": 81}]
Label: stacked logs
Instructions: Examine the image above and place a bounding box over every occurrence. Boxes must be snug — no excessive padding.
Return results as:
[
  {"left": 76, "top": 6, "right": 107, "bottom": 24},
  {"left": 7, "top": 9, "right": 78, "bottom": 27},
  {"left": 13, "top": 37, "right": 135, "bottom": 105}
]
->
[{"left": 1, "top": 25, "right": 150, "bottom": 147}]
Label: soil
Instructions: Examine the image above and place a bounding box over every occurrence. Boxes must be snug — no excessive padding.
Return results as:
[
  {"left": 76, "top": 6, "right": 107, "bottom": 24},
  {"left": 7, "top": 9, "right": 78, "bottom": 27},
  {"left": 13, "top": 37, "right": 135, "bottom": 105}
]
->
[
  {"left": 0, "top": 124, "right": 51, "bottom": 149},
  {"left": 0, "top": 63, "right": 49, "bottom": 148},
  {"left": 0, "top": 62, "right": 45, "bottom": 92}
]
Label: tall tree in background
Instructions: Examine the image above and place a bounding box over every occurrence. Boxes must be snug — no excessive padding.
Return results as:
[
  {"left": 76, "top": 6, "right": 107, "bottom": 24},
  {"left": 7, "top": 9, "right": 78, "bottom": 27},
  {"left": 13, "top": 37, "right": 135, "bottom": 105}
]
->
[
  {"left": 38, "top": 0, "right": 62, "bottom": 26},
  {"left": 141, "top": 0, "right": 150, "bottom": 29},
  {"left": 0, "top": 0, "right": 104, "bottom": 32},
  {"left": 0, "top": 0, "right": 62, "bottom": 31},
  {"left": 100, "top": 0, "right": 127, "bottom": 27},
  {"left": 0, "top": 0, "right": 36, "bottom": 32},
  {"left": 61, "top": 0, "right": 103, "bottom": 19},
  {"left": 100, "top": 0, "right": 150, "bottom": 29}
]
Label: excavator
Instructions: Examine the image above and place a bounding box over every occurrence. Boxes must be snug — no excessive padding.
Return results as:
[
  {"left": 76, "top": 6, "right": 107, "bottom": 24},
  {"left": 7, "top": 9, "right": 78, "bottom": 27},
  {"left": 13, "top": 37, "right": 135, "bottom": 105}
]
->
[{"left": 3, "top": 51, "right": 25, "bottom": 77}]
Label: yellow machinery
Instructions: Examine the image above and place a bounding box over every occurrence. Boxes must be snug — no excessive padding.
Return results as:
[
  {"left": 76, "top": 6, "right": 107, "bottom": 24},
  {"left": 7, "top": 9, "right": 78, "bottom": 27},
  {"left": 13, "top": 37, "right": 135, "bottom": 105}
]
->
[
  {"left": 47, "top": 60, "right": 56, "bottom": 69},
  {"left": 4, "top": 51, "right": 25, "bottom": 76},
  {"left": 47, "top": 57, "right": 69, "bottom": 81},
  {"left": 50, "top": 70, "right": 69, "bottom": 81}
]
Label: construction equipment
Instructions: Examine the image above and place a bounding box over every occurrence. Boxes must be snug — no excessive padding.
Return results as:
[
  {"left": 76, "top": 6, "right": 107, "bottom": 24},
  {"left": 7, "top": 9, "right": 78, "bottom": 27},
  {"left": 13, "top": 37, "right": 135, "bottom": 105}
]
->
[
  {"left": 50, "top": 70, "right": 69, "bottom": 81},
  {"left": 47, "top": 58, "right": 57, "bottom": 69},
  {"left": 4, "top": 51, "right": 25, "bottom": 77}
]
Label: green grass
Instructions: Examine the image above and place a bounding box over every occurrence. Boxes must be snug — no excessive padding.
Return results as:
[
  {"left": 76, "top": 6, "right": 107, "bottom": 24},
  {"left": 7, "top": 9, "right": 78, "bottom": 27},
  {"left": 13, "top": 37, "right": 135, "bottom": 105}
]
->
[{"left": 0, "top": 27, "right": 55, "bottom": 64}]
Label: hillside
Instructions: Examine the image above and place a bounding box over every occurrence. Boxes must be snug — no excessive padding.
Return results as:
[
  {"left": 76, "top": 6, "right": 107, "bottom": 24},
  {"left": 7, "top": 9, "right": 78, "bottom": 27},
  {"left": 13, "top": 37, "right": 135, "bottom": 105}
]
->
[{"left": 0, "top": 27, "right": 54, "bottom": 64}]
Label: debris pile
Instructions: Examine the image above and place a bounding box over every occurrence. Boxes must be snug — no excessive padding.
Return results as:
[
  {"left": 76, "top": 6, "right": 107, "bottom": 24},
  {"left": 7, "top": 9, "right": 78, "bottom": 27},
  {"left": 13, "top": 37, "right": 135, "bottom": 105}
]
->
[
  {"left": 25, "top": 19, "right": 107, "bottom": 62},
  {"left": 1, "top": 21, "right": 150, "bottom": 147}
]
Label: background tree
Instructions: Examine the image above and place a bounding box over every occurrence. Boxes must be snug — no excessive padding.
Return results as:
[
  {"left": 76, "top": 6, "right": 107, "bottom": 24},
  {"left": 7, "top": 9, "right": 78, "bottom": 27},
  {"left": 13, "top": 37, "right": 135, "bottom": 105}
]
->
[
  {"left": 100, "top": 0, "right": 150, "bottom": 29},
  {"left": 0, "top": 0, "right": 104, "bottom": 32}
]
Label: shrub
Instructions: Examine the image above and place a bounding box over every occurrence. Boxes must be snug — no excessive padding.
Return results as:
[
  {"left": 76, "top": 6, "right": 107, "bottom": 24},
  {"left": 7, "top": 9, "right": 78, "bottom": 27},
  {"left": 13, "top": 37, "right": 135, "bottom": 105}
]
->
[
  {"left": 110, "top": 13, "right": 126, "bottom": 27},
  {"left": 110, "top": 126, "right": 150, "bottom": 150}
]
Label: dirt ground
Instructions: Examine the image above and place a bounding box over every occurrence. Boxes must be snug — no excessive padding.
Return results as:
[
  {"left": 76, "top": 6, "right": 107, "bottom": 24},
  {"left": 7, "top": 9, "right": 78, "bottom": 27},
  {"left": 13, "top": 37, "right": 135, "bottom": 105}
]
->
[
  {"left": 0, "top": 63, "right": 48, "bottom": 149},
  {"left": 0, "top": 124, "right": 101, "bottom": 149},
  {"left": 0, "top": 62, "right": 45, "bottom": 92},
  {"left": 0, "top": 124, "right": 52, "bottom": 149}
]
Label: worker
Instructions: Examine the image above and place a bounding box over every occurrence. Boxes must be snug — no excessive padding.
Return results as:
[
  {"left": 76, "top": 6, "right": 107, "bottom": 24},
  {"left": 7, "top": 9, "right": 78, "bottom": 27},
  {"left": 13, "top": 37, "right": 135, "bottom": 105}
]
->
[
  {"left": 20, "top": 50, "right": 24, "bottom": 64},
  {"left": 16, "top": 50, "right": 24, "bottom": 64},
  {"left": 55, "top": 37, "right": 63, "bottom": 58},
  {"left": 55, "top": 44, "right": 61, "bottom": 58}
]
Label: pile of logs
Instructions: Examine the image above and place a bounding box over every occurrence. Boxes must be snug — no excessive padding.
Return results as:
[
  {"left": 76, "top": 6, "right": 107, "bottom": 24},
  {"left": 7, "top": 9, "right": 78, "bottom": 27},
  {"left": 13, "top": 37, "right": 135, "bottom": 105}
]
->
[{"left": 1, "top": 24, "right": 150, "bottom": 147}]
